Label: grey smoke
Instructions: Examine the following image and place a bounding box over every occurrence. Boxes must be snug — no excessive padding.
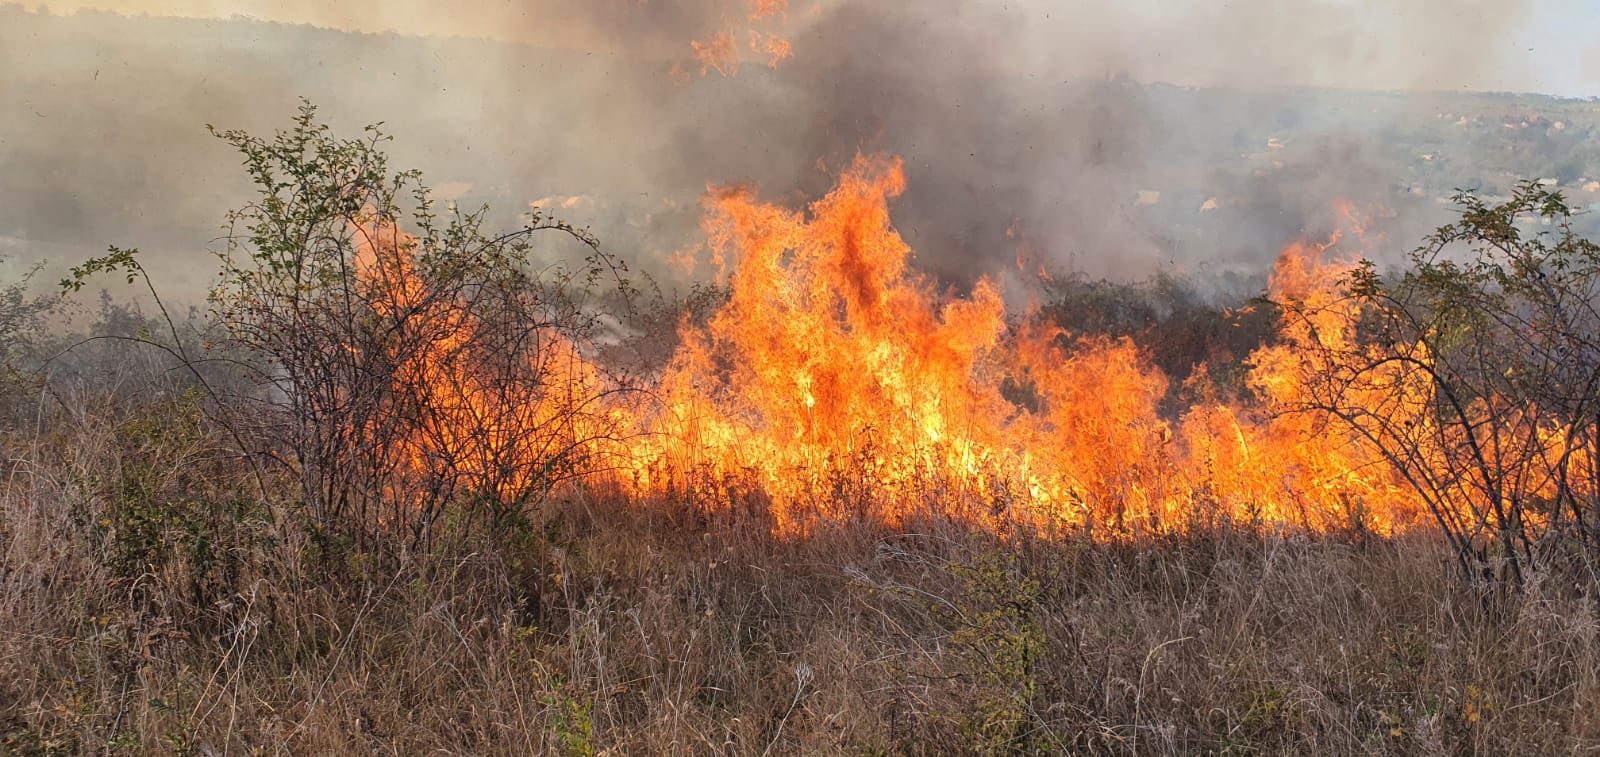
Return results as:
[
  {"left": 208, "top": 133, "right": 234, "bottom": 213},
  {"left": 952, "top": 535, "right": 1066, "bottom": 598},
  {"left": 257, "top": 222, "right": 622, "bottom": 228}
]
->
[{"left": 0, "top": 0, "right": 1552, "bottom": 301}]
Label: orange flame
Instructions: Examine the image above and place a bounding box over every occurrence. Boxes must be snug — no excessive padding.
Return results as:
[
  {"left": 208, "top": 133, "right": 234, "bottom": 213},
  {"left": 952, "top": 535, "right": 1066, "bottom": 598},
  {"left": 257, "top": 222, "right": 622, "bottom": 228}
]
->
[
  {"left": 691, "top": 30, "right": 740, "bottom": 77},
  {"left": 617, "top": 156, "right": 1426, "bottom": 535},
  {"left": 348, "top": 212, "right": 621, "bottom": 509},
  {"left": 685, "top": 0, "right": 795, "bottom": 79},
  {"left": 752, "top": 31, "right": 793, "bottom": 68},
  {"left": 749, "top": 0, "right": 788, "bottom": 21},
  {"left": 352, "top": 154, "right": 1599, "bottom": 542}
]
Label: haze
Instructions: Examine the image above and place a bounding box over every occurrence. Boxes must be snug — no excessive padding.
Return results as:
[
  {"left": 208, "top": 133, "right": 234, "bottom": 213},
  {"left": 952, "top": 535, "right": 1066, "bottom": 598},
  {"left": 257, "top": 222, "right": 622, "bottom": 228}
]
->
[{"left": 4, "top": 0, "right": 1599, "bottom": 298}]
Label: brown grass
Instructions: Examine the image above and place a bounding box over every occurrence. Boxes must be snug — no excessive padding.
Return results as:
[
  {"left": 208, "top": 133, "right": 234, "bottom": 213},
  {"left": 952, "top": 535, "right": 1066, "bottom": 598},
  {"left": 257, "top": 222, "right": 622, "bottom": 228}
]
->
[{"left": 5, "top": 393, "right": 1600, "bottom": 755}]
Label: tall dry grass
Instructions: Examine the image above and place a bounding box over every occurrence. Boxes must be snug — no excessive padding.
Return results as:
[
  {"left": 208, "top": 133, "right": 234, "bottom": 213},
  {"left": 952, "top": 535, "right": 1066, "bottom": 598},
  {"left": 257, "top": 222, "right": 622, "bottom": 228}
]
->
[{"left": 5, "top": 380, "right": 1600, "bottom": 755}]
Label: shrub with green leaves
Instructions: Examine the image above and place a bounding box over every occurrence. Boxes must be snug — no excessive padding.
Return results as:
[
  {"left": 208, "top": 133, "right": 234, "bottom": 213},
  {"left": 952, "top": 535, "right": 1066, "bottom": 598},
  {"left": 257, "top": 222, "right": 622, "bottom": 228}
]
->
[
  {"left": 67, "top": 101, "right": 643, "bottom": 552},
  {"left": 1286, "top": 181, "right": 1600, "bottom": 584}
]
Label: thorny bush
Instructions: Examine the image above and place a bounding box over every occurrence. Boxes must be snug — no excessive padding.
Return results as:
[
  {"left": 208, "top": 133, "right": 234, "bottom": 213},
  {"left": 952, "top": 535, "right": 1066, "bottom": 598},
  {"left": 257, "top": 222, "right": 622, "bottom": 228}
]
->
[
  {"left": 1282, "top": 182, "right": 1600, "bottom": 586},
  {"left": 69, "top": 102, "right": 645, "bottom": 551}
]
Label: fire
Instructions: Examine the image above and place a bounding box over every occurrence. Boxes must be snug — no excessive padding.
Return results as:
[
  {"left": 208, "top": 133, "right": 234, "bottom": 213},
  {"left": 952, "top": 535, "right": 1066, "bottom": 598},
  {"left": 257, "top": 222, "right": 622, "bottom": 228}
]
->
[
  {"left": 686, "top": 0, "right": 796, "bottom": 78},
  {"left": 749, "top": 0, "right": 788, "bottom": 21},
  {"left": 691, "top": 30, "right": 740, "bottom": 77},
  {"left": 348, "top": 213, "right": 621, "bottom": 510},
  {"left": 1186, "top": 236, "right": 1428, "bottom": 533},
  {"left": 354, "top": 153, "right": 1600, "bottom": 541},
  {"left": 616, "top": 155, "right": 1428, "bottom": 535},
  {"left": 626, "top": 156, "right": 1021, "bottom": 529},
  {"left": 753, "top": 31, "right": 794, "bottom": 68}
]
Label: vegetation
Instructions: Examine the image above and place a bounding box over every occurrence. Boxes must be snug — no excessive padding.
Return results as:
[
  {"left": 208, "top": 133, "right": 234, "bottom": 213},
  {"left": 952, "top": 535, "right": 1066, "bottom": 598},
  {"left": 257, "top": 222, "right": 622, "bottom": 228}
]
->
[
  {"left": 66, "top": 102, "right": 645, "bottom": 553},
  {"left": 1283, "top": 183, "right": 1600, "bottom": 585},
  {"left": 8, "top": 108, "right": 1600, "bottom": 754}
]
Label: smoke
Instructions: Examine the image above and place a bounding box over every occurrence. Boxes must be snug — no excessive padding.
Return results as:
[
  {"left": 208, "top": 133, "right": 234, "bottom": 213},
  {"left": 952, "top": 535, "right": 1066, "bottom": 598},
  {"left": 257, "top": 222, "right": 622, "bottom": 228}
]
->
[
  {"left": 0, "top": 0, "right": 1556, "bottom": 299},
  {"left": 1004, "top": 0, "right": 1532, "bottom": 92},
  {"left": 569, "top": 0, "right": 1539, "bottom": 281}
]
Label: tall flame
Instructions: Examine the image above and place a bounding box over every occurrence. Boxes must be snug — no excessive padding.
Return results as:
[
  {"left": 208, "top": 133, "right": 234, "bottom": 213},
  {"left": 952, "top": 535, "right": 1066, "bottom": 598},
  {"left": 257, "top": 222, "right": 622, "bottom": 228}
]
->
[
  {"left": 349, "top": 154, "right": 1600, "bottom": 540},
  {"left": 617, "top": 156, "right": 1427, "bottom": 535}
]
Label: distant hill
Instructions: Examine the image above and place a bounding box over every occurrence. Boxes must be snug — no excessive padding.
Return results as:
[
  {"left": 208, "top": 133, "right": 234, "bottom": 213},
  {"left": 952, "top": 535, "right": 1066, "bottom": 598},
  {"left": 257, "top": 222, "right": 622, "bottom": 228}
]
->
[{"left": 5, "top": 4, "right": 1600, "bottom": 298}]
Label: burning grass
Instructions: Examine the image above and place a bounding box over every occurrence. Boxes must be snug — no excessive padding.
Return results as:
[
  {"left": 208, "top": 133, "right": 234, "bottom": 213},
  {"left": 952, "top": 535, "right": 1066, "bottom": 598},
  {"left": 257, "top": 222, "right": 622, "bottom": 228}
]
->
[
  {"left": 6, "top": 260, "right": 1600, "bottom": 753},
  {"left": 162, "top": 106, "right": 1600, "bottom": 568},
  {"left": 9, "top": 106, "right": 1600, "bottom": 752},
  {"left": 4, "top": 415, "right": 1600, "bottom": 753},
  {"left": 635, "top": 155, "right": 1429, "bottom": 538},
  {"left": 311, "top": 149, "right": 1434, "bottom": 541}
]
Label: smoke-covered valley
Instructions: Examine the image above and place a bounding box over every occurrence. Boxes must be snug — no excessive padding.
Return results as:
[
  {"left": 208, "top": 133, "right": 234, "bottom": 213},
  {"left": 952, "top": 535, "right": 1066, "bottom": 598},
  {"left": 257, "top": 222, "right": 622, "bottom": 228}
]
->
[{"left": 4, "top": 2, "right": 1599, "bottom": 301}]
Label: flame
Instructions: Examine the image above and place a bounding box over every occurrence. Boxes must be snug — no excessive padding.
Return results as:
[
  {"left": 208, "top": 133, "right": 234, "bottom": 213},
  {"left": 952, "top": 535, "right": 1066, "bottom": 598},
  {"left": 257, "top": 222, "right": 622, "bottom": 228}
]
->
[
  {"left": 1189, "top": 236, "right": 1428, "bottom": 533},
  {"left": 691, "top": 30, "right": 740, "bottom": 77},
  {"left": 625, "top": 156, "right": 1016, "bottom": 529},
  {"left": 749, "top": 0, "right": 788, "bottom": 21},
  {"left": 618, "top": 155, "right": 1426, "bottom": 535},
  {"left": 686, "top": 0, "right": 796, "bottom": 78},
  {"left": 348, "top": 213, "right": 621, "bottom": 509},
  {"left": 752, "top": 31, "right": 794, "bottom": 68},
  {"left": 348, "top": 154, "right": 1597, "bottom": 542}
]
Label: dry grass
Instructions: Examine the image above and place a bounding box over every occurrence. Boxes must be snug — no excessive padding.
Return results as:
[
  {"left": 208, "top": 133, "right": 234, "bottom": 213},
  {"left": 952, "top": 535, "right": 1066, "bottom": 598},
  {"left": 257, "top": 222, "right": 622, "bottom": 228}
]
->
[{"left": 5, "top": 393, "right": 1600, "bottom": 755}]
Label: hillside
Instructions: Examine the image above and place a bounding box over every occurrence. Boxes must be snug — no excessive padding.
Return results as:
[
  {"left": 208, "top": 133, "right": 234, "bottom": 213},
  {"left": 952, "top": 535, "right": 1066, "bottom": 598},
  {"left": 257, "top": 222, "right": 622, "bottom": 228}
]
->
[
  {"left": 9, "top": 6, "right": 1600, "bottom": 753},
  {"left": 5, "top": 4, "right": 1600, "bottom": 296}
]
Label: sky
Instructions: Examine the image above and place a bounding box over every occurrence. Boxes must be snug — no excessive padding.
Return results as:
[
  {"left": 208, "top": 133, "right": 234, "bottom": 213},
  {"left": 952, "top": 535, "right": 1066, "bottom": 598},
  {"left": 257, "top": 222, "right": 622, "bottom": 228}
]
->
[
  {"left": 1530, "top": 0, "right": 1600, "bottom": 95},
  {"left": 30, "top": 0, "right": 1600, "bottom": 96}
]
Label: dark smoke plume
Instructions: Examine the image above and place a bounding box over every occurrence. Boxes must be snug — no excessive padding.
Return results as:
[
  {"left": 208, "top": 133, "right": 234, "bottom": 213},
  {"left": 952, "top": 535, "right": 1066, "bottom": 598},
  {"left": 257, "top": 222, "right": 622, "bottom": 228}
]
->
[{"left": 0, "top": 0, "right": 1551, "bottom": 298}]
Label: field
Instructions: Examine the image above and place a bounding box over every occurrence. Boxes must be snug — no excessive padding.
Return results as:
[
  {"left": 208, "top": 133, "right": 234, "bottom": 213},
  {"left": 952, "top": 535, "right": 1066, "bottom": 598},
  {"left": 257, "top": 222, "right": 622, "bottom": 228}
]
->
[
  {"left": 6, "top": 429, "right": 1600, "bottom": 754},
  {"left": 7, "top": 22, "right": 1600, "bottom": 749}
]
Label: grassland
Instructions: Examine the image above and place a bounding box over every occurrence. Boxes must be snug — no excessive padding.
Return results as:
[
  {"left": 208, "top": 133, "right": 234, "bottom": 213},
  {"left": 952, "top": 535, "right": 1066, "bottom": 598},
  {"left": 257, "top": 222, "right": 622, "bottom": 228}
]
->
[{"left": 4, "top": 385, "right": 1599, "bottom": 754}]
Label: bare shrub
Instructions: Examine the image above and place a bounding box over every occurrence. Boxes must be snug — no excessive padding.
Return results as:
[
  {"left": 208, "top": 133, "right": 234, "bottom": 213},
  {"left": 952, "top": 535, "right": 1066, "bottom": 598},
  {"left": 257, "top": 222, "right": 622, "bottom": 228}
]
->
[
  {"left": 68, "top": 102, "right": 644, "bottom": 550},
  {"left": 1278, "top": 182, "right": 1600, "bottom": 584}
]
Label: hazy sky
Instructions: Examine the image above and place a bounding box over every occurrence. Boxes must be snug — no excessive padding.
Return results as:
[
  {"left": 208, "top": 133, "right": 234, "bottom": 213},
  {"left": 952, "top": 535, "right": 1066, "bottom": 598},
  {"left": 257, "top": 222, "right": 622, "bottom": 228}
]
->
[
  {"left": 35, "top": 0, "right": 1600, "bottom": 95},
  {"left": 7, "top": 0, "right": 1599, "bottom": 295}
]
